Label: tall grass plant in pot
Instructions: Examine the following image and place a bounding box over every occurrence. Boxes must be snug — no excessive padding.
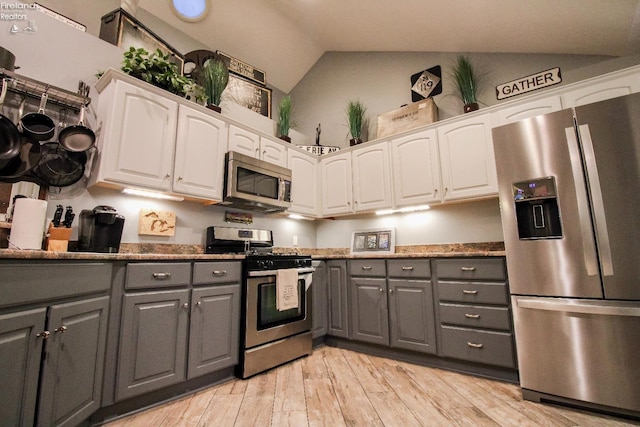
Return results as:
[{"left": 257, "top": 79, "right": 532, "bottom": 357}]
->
[
  {"left": 450, "top": 55, "right": 487, "bottom": 113},
  {"left": 346, "top": 99, "right": 367, "bottom": 146},
  {"left": 277, "top": 95, "right": 293, "bottom": 142},
  {"left": 203, "top": 57, "right": 229, "bottom": 112}
]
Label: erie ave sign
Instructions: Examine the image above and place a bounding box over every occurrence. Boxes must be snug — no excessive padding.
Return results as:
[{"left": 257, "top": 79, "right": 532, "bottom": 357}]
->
[{"left": 496, "top": 68, "right": 562, "bottom": 100}]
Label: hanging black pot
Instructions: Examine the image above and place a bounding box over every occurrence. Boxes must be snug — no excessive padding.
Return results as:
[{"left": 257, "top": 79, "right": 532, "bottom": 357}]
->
[
  {"left": 0, "top": 78, "right": 21, "bottom": 164},
  {"left": 0, "top": 136, "right": 42, "bottom": 183},
  {"left": 19, "top": 92, "right": 55, "bottom": 141},
  {"left": 58, "top": 105, "right": 95, "bottom": 152},
  {"left": 32, "top": 142, "right": 86, "bottom": 187}
]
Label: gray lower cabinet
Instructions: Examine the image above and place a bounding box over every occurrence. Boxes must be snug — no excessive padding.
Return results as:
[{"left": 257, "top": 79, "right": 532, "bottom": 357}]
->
[
  {"left": 311, "top": 260, "right": 328, "bottom": 339},
  {"left": 351, "top": 277, "right": 389, "bottom": 344},
  {"left": 327, "top": 260, "right": 349, "bottom": 338},
  {"left": 435, "top": 257, "right": 516, "bottom": 369},
  {"left": 115, "top": 261, "right": 241, "bottom": 402},
  {"left": 0, "top": 262, "right": 111, "bottom": 427},
  {"left": 388, "top": 279, "right": 437, "bottom": 354}
]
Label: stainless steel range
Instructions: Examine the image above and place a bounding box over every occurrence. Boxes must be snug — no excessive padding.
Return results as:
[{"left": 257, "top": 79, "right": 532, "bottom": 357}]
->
[{"left": 206, "top": 226, "right": 314, "bottom": 378}]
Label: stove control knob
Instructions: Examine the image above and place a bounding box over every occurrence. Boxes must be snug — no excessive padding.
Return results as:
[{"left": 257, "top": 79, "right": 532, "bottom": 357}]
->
[{"left": 267, "top": 260, "right": 274, "bottom": 269}]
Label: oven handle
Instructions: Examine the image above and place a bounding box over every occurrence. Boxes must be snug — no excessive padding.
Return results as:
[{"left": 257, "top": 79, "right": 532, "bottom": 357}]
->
[{"left": 247, "top": 267, "right": 316, "bottom": 277}]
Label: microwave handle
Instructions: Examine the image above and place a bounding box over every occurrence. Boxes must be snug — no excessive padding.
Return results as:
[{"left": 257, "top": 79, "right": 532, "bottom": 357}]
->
[{"left": 279, "top": 177, "right": 285, "bottom": 201}]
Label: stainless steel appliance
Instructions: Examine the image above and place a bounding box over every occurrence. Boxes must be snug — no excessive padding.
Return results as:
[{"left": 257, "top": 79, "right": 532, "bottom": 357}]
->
[
  {"left": 77, "top": 205, "right": 125, "bottom": 253},
  {"left": 492, "top": 92, "right": 640, "bottom": 418},
  {"left": 222, "top": 151, "right": 292, "bottom": 213},
  {"left": 206, "top": 226, "right": 314, "bottom": 378}
]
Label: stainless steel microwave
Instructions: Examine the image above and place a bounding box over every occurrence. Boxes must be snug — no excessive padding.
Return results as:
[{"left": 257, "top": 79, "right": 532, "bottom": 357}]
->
[{"left": 222, "top": 151, "right": 292, "bottom": 213}]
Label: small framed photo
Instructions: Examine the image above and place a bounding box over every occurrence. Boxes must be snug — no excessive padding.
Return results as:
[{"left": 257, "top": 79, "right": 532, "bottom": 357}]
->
[{"left": 351, "top": 228, "right": 396, "bottom": 255}]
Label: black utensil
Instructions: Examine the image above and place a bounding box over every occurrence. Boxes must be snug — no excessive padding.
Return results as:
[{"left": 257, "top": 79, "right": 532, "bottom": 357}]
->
[
  {"left": 63, "top": 205, "right": 74, "bottom": 227},
  {"left": 53, "top": 204, "right": 63, "bottom": 227},
  {"left": 64, "top": 212, "right": 75, "bottom": 228}
]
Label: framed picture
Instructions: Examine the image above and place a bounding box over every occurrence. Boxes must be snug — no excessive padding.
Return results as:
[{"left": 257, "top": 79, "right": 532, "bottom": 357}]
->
[{"left": 351, "top": 228, "right": 396, "bottom": 255}]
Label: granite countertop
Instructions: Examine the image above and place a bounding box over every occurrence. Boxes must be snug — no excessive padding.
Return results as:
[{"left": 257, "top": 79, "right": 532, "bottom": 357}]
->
[{"left": 0, "top": 242, "right": 505, "bottom": 261}]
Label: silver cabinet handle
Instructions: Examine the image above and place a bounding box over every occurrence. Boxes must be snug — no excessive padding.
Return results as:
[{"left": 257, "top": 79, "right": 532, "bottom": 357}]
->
[
  {"left": 389, "top": 289, "right": 394, "bottom": 294},
  {"left": 164, "top": 173, "right": 171, "bottom": 179},
  {"left": 177, "top": 176, "right": 183, "bottom": 181},
  {"left": 196, "top": 301, "right": 202, "bottom": 307},
  {"left": 182, "top": 303, "right": 189, "bottom": 309},
  {"left": 55, "top": 325, "right": 68, "bottom": 333},
  {"left": 212, "top": 270, "right": 227, "bottom": 276},
  {"left": 37, "top": 331, "right": 50, "bottom": 340},
  {"left": 467, "top": 342, "right": 484, "bottom": 349},
  {"left": 464, "top": 314, "right": 480, "bottom": 319},
  {"left": 152, "top": 272, "right": 171, "bottom": 280},
  {"left": 401, "top": 266, "right": 414, "bottom": 271},
  {"left": 462, "top": 290, "right": 478, "bottom": 295},
  {"left": 379, "top": 287, "right": 384, "bottom": 293},
  {"left": 361, "top": 266, "right": 372, "bottom": 270},
  {"left": 461, "top": 267, "right": 476, "bottom": 272}
]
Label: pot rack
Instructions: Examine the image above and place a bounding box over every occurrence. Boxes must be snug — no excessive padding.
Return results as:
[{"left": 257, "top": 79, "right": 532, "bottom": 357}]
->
[{"left": 0, "top": 68, "right": 90, "bottom": 111}]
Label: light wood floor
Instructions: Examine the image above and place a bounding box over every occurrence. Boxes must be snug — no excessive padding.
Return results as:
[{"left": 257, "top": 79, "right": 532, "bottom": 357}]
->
[{"left": 104, "top": 346, "right": 640, "bottom": 427}]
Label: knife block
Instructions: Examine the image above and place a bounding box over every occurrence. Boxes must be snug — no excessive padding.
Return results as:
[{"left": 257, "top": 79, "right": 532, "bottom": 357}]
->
[{"left": 46, "top": 223, "right": 72, "bottom": 252}]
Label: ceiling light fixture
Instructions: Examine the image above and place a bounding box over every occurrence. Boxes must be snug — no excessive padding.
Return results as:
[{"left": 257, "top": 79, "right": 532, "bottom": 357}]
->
[
  {"left": 122, "top": 188, "right": 185, "bottom": 202},
  {"left": 375, "top": 204, "right": 431, "bottom": 216},
  {"left": 170, "top": 0, "right": 209, "bottom": 22}
]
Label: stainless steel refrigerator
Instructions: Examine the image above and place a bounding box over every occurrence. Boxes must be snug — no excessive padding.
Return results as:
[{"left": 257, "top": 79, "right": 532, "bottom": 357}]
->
[{"left": 492, "top": 92, "right": 640, "bottom": 417}]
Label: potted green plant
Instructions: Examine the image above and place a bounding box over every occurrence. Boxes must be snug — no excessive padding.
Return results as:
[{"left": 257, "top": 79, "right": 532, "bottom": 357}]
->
[
  {"left": 276, "top": 95, "right": 293, "bottom": 142},
  {"left": 120, "top": 47, "right": 196, "bottom": 98},
  {"left": 202, "top": 56, "right": 229, "bottom": 113},
  {"left": 450, "top": 55, "right": 486, "bottom": 113},
  {"left": 346, "top": 99, "right": 367, "bottom": 146}
]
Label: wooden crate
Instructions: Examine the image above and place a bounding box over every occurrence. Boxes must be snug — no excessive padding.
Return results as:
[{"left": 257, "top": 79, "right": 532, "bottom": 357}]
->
[{"left": 377, "top": 99, "right": 438, "bottom": 138}]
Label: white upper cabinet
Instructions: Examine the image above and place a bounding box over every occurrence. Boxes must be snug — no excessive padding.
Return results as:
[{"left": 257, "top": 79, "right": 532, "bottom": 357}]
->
[
  {"left": 173, "top": 105, "right": 228, "bottom": 200},
  {"left": 287, "top": 149, "right": 320, "bottom": 216},
  {"left": 492, "top": 95, "right": 563, "bottom": 126},
  {"left": 437, "top": 112, "right": 498, "bottom": 201},
  {"left": 94, "top": 79, "right": 177, "bottom": 191},
  {"left": 228, "top": 125, "right": 287, "bottom": 167},
  {"left": 320, "top": 151, "right": 353, "bottom": 216},
  {"left": 351, "top": 141, "right": 393, "bottom": 212},
  {"left": 561, "top": 68, "right": 640, "bottom": 107},
  {"left": 390, "top": 129, "right": 441, "bottom": 207}
]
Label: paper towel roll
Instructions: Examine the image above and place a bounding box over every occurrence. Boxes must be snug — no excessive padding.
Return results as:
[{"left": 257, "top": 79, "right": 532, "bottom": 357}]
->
[{"left": 9, "top": 198, "right": 48, "bottom": 250}]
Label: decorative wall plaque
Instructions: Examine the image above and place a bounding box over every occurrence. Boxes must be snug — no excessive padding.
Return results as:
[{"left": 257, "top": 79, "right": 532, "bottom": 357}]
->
[
  {"left": 138, "top": 209, "right": 176, "bottom": 236},
  {"left": 496, "top": 67, "right": 562, "bottom": 100},
  {"left": 351, "top": 228, "right": 396, "bottom": 255},
  {"left": 411, "top": 65, "right": 442, "bottom": 101}
]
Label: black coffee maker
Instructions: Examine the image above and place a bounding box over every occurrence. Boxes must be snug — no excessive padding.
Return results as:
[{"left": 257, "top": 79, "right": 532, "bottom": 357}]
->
[{"left": 77, "top": 205, "right": 125, "bottom": 253}]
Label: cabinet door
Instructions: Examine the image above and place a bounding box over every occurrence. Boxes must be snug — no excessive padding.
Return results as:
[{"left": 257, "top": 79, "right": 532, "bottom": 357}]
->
[
  {"left": 391, "top": 129, "right": 441, "bottom": 207},
  {"left": 352, "top": 141, "right": 393, "bottom": 212},
  {"left": 100, "top": 80, "right": 177, "bottom": 190},
  {"left": 350, "top": 277, "right": 389, "bottom": 345},
  {"left": 228, "top": 125, "right": 260, "bottom": 157},
  {"left": 493, "top": 95, "right": 563, "bottom": 126},
  {"left": 321, "top": 152, "right": 353, "bottom": 216},
  {"left": 311, "top": 261, "right": 328, "bottom": 339},
  {"left": 188, "top": 285, "right": 240, "bottom": 379},
  {"left": 388, "top": 279, "right": 437, "bottom": 354},
  {"left": 561, "top": 69, "right": 640, "bottom": 107},
  {"left": 0, "top": 308, "right": 46, "bottom": 427},
  {"left": 327, "top": 260, "right": 349, "bottom": 338},
  {"left": 437, "top": 113, "right": 498, "bottom": 201},
  {"left": 287, "top": 149, "right": 319, "bottom": 216},
  {"left": 260, "top": 138, "right": 288, "bottom": 167},
  {"left": 116, "top": 290, "right": 189, "bottom": 401},
  {"left": 173, "top": 105, "right": 228, "bottom": 200},
  {"left": 38, "top": 297, "right": 109, "bottom": 427}
]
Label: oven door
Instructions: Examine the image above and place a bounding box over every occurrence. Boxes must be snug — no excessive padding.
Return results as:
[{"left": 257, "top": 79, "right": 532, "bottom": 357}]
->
[{"left": 245, "top": 268, "right": 313, "bottom": 348}]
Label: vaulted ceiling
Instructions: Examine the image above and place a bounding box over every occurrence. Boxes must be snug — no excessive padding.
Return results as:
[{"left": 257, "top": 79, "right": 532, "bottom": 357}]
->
[{"left": 140, "top": 0, "right": 640, "bottom": 92}]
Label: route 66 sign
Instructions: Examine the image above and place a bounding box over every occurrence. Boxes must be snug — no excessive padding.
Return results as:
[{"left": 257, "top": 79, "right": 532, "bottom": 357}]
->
[{"left": 411, "top": 65, "right": 442, "bottom": 101}]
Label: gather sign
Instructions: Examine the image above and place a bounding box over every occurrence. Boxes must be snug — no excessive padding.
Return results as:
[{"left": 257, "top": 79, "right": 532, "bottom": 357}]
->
[{"left": 496, "top": 68, "right": 562, "bottom": 100}]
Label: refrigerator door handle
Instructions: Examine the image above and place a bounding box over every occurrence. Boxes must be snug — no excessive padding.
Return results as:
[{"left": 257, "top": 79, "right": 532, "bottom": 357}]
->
[
  {"left": 576, "top": 124, "right": 614, "bottom": 277},
  {"left": 515, "top": 297, "right": 640, "bottom": 317},
  {"left": 565, "top": 126, "right": 599, "bottom": 277}
]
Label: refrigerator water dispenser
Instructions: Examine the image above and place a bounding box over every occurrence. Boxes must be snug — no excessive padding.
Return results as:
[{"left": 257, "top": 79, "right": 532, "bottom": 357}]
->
[{"left": 513, "top": 177, "right": 562, "bottom": 240}]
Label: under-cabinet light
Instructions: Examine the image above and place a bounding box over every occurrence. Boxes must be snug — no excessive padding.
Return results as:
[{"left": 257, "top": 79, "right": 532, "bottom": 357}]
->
[
  {"left": 122, "top": 188, "right": 184, "bottom": 202},
  {"left": 375, "top": 204, "right": 431, "bottom": 216}
]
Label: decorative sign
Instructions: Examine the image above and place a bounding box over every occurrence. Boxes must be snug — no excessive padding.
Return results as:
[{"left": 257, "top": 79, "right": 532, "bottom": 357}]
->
[
  {"left": 411, "top": 65, "right": 442, "bottom": 102},
  {"left": 138, "top": 209, "right": 176, "bottom": 236},
  {"left": 496, "top": 67, "right": 562, "bottom": 100},
  {"left": 217, "top": 51, "right": 267, "bottom": 86},
  {"left": 35, "top": 3, "right": 86, "bottom": 31},
  {"left": 226, "top": 75, "right": 272, "bottom": 118},
  {"left": 225, "top": 211, "right": 253, "bottom": 224},
  {"left": 296, "top": 145, "right": 340, "bottom": 156},
  {"left": 351, "top": 228, "right": 396, "bottom": 255}
]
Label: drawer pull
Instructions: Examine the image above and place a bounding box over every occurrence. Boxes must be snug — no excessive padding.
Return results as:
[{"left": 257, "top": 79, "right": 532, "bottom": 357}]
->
[
  {"left": 361, "top": 266, "right": 373, "bottom": 270},
  {"left": 152, "top": 272, "right": 172, "bottom": 280},
  {"left": 401, "top": 266, "right": 414, "bottom": 271},
  {"left": 467, "top": 342, "right": 484, "bottom": 349},
  {"left": 55, "top": 325, "right": 68, "bottom": 333},
  {"left": 36, "top": 331, "right": 50, "bottom": 340},
  {"left": 462, "top": 290, "right": 478, "bottom": 295},
  {"left": 461, "top": 267, "right": 476, "bottom": 272},
  {"left": 464, "top": 313, "right": 480, "bottom": 319},
  {"left": 212, "top": 270, "right": 228, "bottom": 277},
  {"left": 182, "top": 303, "right": 189, "bottom": 309}
]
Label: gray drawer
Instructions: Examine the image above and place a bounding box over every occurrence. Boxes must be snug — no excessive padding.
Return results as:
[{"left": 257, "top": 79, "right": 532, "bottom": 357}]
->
[
  {"left": 387, "top": 259, "right": 431, "bottom": 278},
  {"left": 437, "top": 281, "right": 508, "bottom": 305},
  {"left": 0, "top": 262, "right": 112, "bottom": 308},
  {"left": 193, "top": 261, "right": 241, "bottom": 285},
  {"left": 440, "top": 325, "right": 515, "bottom": 368},
  {"left": 126, "top": 262, "right": 191, "bottom": 290},
  {"left": 439, "top": 303, "right": 511, "bottom": 330},
  {"left": 435, "top": 258, "right": 506, "bottom": 280},
  {"left": 349, "top": 259, "right": 386, "bottom": 277}
]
